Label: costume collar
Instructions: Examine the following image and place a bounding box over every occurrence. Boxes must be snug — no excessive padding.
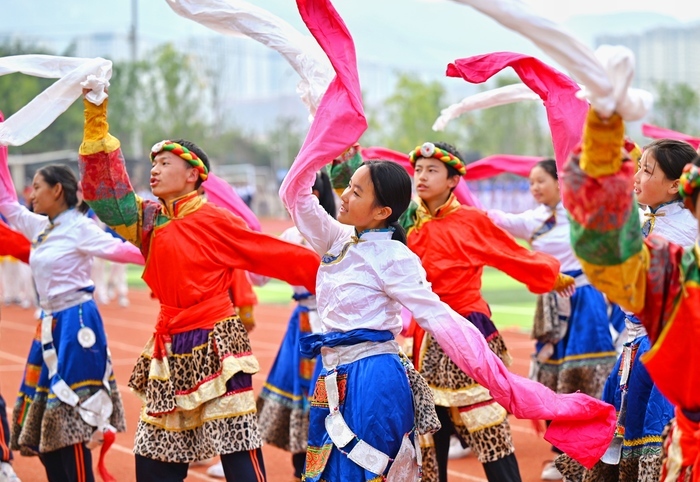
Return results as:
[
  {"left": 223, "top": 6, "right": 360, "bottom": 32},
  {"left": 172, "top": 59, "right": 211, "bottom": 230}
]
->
[
  {"left": 351, "top": 227, "right": 394, "bottom": 243},
  {"left": 159, "top": 191, "right": 204, "bottom": 219},
  {"left": 411, "top": 193, "right": 461, "bottom": 234},
  {"left": 643, "top": 200, "right": 684, "bottom": 237}
]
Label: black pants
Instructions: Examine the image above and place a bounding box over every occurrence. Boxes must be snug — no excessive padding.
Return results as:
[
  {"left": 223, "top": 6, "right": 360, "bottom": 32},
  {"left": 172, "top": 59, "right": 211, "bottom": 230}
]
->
[
  {"left": 39, "top": 443, "right": 94, "bottom": 482},
  {"left": 433, "top": 406, "right": 522, "bottom": 482},
  {"left": 292, "top": 452, "right": 305, "bottom": 479},
  {"left": 0, "top": 393, "right": 12, "bottom": 463},
  {"left": 135, "top": 448, "right": 266, "bottom": 482}
]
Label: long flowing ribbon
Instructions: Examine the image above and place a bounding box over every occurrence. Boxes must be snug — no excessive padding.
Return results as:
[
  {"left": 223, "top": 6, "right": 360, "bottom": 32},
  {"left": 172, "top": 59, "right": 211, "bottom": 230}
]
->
[
  {"left": 465, "top": 154, "right": 543, "bottom": 181},
  {"left": 0, "top": 55, "right": 111, "bottom": 146},
  {"left": 280, "top": 0, "right": 615, "bottom": 470},
  {"left": 447, "top": 0, "right": 653, "bottom": 121},
  {"left": 164, "top": 0, "right": 333, "bottom": 117},
  {"left": 642, "top": 123, "right": 700, "bottom": 149},
  {"left": 432, "top": 83, "right": 540, "bottom": 131},
  {"left": 446, "top": 52, "right": 588, "bottom": 172}
]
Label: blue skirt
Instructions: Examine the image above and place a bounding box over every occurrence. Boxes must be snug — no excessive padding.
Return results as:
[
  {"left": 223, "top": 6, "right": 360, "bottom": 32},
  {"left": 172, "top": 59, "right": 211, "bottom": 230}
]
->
[
  {"left": 257, "top": 304, "right": 319, "bottom": 453},
  {"left": 602, "top": 325, "right": 674, "bottom": 459},
  {"left": 304, "top": 332, "right": 414, "bottom": 482},
  {"left": 536, "top": 271, "right": 619, "bottom": 396},
  {"left": 11, "top": 298, "right": 125, "bottom": 454}
]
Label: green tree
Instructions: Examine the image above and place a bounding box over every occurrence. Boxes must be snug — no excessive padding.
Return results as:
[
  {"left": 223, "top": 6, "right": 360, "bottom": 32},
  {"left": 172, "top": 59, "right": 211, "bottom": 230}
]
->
[
  {"left": 651, "top": 81, "right": 700, "bottom": 133},
  {"left": 367, "top": 73, "right": 460, "bottom": 154},
  {"left": 463, "top": 76, "right": 550, "bottom": 158},
  {"left": 0, "top": 40, "right": 84, "bottom": 154}
]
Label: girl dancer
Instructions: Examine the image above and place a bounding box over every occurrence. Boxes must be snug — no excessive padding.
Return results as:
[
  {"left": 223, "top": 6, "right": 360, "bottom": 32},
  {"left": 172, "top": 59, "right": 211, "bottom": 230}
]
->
[
  {"left": 0, "top": 162, "right": 144, "bottom": 482},
  {"left": 488, "top": 158, "right": 626, "bottom": 479},
  {"left": 558, "top": 108, "right": 699, "bottom": 481}
]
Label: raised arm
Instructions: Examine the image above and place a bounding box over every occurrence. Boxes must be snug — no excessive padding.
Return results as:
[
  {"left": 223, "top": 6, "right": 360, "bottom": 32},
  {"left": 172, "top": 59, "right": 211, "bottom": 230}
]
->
[
  {"left": 78, "top": 98, "right": 153, "bottom": 248},
  {"left": 561, "top": 109, "right": 649, "bottom": 313},
  {"left": 381, "top": 250, "right": 615, "bottom": 469}
]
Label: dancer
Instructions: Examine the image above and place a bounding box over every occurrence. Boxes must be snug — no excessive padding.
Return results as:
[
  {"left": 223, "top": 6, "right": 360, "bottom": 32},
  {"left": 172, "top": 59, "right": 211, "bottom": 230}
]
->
[
  {"left": 558, "top": 107, "right": 700, "bottom": 481},
  {"left": 0, "top": 162, "right": 144, "bottom": 482},
  {"left": 0, "top": 222, "right": 28, "bottom": 482},
  {"left": 77, "top": 89, "right": 321, "bottom": 482},
  {"left": 207, "top": 171, "right": 336, "bottom": 481},
  {"left": 488, "top": 158, "right": 626, "bottom": 479},
  {"left": 277, "top": 2, "right": 620, "bottom": 480},
  {"left": 402, "top": 142, "right": 575, "bottom": 482}
]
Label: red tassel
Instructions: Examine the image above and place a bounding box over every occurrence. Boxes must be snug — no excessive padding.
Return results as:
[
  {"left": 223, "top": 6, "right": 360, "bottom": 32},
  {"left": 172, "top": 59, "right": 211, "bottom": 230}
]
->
[{"left": 97, "top": 429, "right": 116, "bottom": 482}]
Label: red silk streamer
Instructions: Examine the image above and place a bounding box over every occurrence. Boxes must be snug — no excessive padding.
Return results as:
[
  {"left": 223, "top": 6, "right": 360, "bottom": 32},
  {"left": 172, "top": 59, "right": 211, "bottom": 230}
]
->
[
  {"left": 642, "top": 123, "right": 700, "bottom": 149},
  {"left": 446, "top": 52, "right": 588, "bottom": 173},
  {"left": 281, "top": 0, "right": 615, "bottom": 470},
  {"left": 203, "top": 173, "right": 262, "bottom": 232},
  {"left": 465, "top": 154, "right": 543, "bottom": 181},
  {"left": 97, "top": 429, "right": 116, "bottom": 482}
]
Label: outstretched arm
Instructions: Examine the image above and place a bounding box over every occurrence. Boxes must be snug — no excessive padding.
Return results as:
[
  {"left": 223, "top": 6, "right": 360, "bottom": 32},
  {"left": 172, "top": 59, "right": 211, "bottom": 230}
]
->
[{"left": 381, "top": 250, "right": 615, "bottom": 469}]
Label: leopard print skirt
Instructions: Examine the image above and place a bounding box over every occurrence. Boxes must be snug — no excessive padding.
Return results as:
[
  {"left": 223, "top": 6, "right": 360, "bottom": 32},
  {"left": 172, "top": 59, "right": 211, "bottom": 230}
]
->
[
  {"left": 554, "top": 450, "right": 662, "bottom": 481},
  {"left": 130, "top": 315, "right": 263, "bottom": 462}
]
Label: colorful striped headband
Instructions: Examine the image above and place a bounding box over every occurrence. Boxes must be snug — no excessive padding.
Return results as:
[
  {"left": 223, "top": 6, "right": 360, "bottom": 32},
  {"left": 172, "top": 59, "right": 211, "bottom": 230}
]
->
[
  {"left": 679, "top": 163, "right": 700, "bottom": 210},
  {"left": 408, "top": 142, "right": 467, "bottom": 176},
  {"left": 150, "top": 140, "right": 209, "bottom": 182}
]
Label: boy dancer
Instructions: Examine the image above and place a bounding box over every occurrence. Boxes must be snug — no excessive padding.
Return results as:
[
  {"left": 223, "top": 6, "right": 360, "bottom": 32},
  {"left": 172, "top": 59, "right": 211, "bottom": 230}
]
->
[{"left": 78, "top": 91, "right": 320, "bottom": 482}]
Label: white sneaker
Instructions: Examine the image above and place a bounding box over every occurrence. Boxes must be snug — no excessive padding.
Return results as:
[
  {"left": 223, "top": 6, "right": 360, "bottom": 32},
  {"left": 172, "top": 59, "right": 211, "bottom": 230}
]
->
[
  {"left": 0, "top": 462, "right": 21, "bottom": 482},
  {"left": 447, "top": 435, "right": 472, "bottom": 459},
  {"left": 206, "top": 462, "right": 225, "bottom": 478},
  {"left": 541, "top": 461, "right": 563, "bottom": 480},
  {"left": 117, "top": 296, "right": 130, "bottom": 308}
]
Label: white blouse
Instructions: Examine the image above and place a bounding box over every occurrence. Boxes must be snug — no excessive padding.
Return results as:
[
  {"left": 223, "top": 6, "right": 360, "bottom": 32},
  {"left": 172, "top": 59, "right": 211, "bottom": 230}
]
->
[
  {"left": 488, "top": 202, "right": 581, "bottom": 272},
  {"left": 0, "top": 202, "right": 143, "bottom": 306},
  {"left": 287, "top": 189, "right": 468, "bottom": 337},
  {"left": 640, "top": 201, "right": 697, "bottom": 248}
]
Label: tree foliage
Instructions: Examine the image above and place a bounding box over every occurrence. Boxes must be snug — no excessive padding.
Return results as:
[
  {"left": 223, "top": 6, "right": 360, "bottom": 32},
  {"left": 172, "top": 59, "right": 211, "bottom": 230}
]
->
[{"left": 651, "top": 80, "right": 700, "bottom": 133}]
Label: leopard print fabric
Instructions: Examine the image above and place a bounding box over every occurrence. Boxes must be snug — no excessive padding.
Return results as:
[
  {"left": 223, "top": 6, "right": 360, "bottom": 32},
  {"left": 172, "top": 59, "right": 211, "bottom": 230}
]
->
[
  {"left": 256, "top": 396, "right": 309, "bottom": 454},
  {"left": 553, "top": 453, "right": 662, "bottom": 481},
  {"left": 134, "top": 413, "right": 262, "bottom": 463},
  {"left": 129, "top": 316, "right": 257, "bottom": 415},
  {"left": 419, "top": 333, "right": 510, "bottom": 391},
  {"left": 12, "top": 380, "right": 126, "bottom": 455},
  {"left": 537, "top": 360, "right": 616, "bottom": 398},
  {"left": 399, "top": 352, "right": 440, "bottom": 436}
]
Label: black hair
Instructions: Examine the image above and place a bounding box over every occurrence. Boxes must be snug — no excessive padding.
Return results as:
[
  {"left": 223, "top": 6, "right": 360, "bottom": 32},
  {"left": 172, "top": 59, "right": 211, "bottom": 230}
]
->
[
  {"left": 35, "top": 164, "right": 88, "bottom": 213},
  {"left": 312, "top": 170, "right": 337, "bottom": 219},
  {"left": 171, "top": 138, "right": 211, "bottom": 189},
  {"left": 643, "top": 139, "right": 697, "bottom": 183},
  {"left": 363, "top": 161, "right": 412, "bottom": 244},
  {"left": 433, "top": 141, "right": 464, "bottom": 179},
  {"left": 533, "top": 158, "right": 558, "bottom": 180}
]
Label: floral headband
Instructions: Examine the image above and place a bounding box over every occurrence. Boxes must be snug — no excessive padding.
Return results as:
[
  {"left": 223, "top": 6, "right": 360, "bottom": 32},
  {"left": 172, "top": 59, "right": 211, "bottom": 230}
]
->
[
  {"left": 679, "top": 163, "right": 700, "bottom": 210},
  {"left": 150, "top": 140, "right": 209, "bottom": 182},
  {"left": 408, "top": 142, "right": 466, "bottom": 176}
]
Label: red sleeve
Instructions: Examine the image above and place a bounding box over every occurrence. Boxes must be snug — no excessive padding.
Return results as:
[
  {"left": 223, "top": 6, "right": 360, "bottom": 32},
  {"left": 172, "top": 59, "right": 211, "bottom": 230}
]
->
[
  {"left": 203, "top": 207, "right": 320, "bottom": 294},
  {"left": 231, "top": 269, "right": 258, "bottom": 308},
  {"left": 460, "top": 209, "right": 561, "bottom": 294},
  {"left": 0, "top": 222, "right": 31, "bottom": 264}
]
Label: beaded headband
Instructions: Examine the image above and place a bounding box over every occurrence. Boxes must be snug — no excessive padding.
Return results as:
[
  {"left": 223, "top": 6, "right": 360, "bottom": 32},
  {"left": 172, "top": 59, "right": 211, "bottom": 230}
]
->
[
  {"left": 150, "top": 140, "right": 209, "bottom": 182},
  {"left": 679, "top": 163, "right": 700, "bottom": 210},
  {"left": 408, "top": 142, "right": 466, "bottom": 176}
]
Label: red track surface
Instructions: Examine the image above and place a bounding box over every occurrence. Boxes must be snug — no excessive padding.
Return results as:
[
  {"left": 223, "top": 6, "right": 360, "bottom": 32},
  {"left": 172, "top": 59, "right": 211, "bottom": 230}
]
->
[{"left": 0, "top": 219, "right": 556, "bottom": 481}]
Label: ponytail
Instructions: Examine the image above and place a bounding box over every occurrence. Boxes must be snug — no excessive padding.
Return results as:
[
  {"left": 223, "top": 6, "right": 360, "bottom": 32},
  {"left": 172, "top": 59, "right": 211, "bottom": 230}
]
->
[{"left": 388, "top": 221, "right": 407, "bottom": 245}]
